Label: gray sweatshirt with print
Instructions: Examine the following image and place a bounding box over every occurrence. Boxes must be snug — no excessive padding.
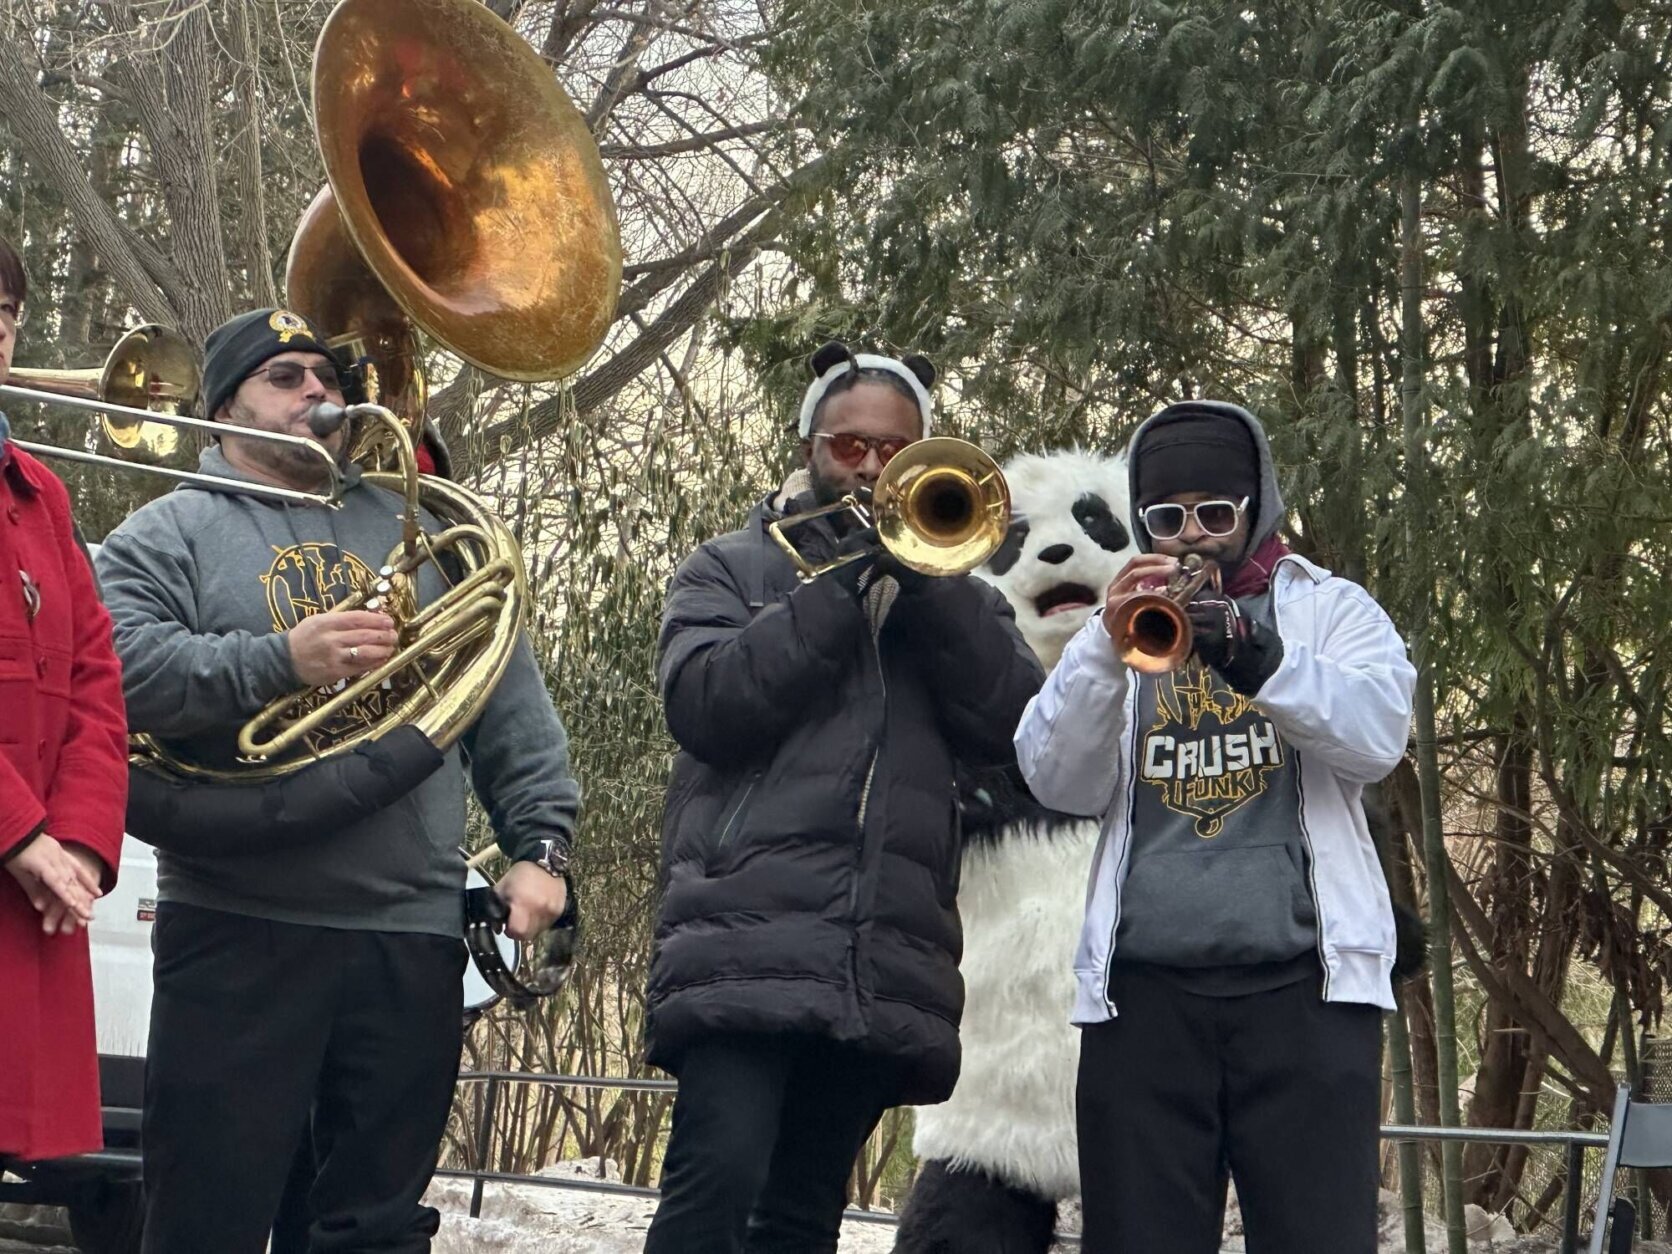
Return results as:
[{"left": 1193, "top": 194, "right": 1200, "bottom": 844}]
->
[
  {"left": 96, "top": 446, "right": 580, "bottom": 938},
  {"left": 1114, "top": 403, "right": 1316, "bottom": 971}
]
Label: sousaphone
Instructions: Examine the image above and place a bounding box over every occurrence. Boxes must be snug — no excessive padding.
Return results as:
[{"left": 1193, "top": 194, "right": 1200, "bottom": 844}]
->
[
  {"left": 286, "top": 0, "right": 622, "bottom": 453},
  {"left": 125, "top": 0, "right": 614, "bottom": 1008},
  {"left": 134, "top": 0, "right": 621, "bottom": 785}
]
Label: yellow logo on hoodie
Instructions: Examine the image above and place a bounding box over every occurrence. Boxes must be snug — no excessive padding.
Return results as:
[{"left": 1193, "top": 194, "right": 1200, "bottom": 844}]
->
[
  {"left": 261, "top": 542, "right": 414, "bottom": 749},
  {"left": 1140, "top": 663, "right": 1286, "bottom": 838}
]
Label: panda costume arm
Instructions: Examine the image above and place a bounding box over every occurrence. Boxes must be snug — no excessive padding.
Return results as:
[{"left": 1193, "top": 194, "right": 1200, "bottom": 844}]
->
[
  {"left": 1013, "top": 610, "right": 1132, "bottom": 817},
  {"left": 658, "top": 538, "right": 867, "bottom": 768}
]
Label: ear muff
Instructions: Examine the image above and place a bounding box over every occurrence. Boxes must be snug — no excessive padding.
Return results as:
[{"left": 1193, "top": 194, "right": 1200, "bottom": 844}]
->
[
  {"left": 809, "top": 340, "right": 857, "bottom": 379},
  {"left": 901, "top": 353, "right": 937, "bottom": 389}
]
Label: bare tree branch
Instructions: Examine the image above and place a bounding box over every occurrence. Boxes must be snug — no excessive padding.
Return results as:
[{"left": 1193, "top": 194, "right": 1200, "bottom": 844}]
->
[
  {"left": 227, "top": 0, "right": 277, "bottom": 307},
  {"left": 0, "top": 42, "right": 175, "bottom": 324},
  {"left": 107, "top": 0, "right": 234, "bottom": 340},
  {"left": 600, "top": 119, "right": 775, "bottom": 160}
]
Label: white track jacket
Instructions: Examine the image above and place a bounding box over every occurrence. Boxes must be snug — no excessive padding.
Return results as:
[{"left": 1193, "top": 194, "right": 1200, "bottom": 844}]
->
[{"left": 1015, "top": 552, "right": 1417, "bottom": 1023}]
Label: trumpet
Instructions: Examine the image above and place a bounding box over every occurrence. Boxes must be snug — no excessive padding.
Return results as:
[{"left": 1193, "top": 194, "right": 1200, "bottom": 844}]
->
[
  {"left": 770, "top": 437, "right": 1011, "bottom": 582},
  {"left": 1107, "top": 554, "right": 1218, "bottom": 673}
]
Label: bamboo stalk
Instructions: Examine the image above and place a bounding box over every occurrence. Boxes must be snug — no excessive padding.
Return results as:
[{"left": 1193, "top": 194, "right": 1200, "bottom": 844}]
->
[{"left": 1400, "top": 160, "right": 1470, "bottom": 1254}]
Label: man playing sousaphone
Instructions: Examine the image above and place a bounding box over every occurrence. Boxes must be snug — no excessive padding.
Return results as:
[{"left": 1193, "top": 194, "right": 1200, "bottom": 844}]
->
[{"left": 96, "top": 308, "right": 581, "bottom": 1254}]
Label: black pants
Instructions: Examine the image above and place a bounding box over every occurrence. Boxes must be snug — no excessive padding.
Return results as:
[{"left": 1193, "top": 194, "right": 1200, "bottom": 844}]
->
[
  {"left": 1077, "top": 965, "right": 1382, "bottom": 1254},
  {"left": 140, "top": 902, "right": 466, "bottom": 1254},
  {"left": 644, "top": 1033, "right": 899, "bottom": 1254}
]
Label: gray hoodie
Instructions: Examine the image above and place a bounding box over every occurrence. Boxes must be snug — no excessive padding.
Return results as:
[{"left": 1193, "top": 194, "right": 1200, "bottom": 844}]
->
[
  {"left": 1114, "top": 402, "right": 1316, "bottom": 977},
  {"left": 97, "top": 446, "right": 580, "bottom": 938}
]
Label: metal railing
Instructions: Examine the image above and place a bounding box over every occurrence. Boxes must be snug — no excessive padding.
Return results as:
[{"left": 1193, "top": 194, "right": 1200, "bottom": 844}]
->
[
  {"left": 0, "top": 1072, "right": 1617, "bottom": 1252},
  {"left": 451, "top": 1071, "right": 1619, "bottom": 1252},
  {"left": 1380, "top": 1123, "right": 1609, "bottom": 1254}
]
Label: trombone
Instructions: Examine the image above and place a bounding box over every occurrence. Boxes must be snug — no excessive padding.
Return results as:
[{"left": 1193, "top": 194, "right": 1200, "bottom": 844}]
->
[
  {"left": 0, "top": 381, "right": 345, "bottom": 508},
  {"left": 770, "top": 437, "right": 1011, "bottom": 582}
]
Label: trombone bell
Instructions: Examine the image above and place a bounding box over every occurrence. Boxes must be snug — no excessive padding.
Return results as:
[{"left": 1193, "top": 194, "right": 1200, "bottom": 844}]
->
[
  {"left": 770, "top": 438, "right": 1011, "bottom": 583},
  {"left": 8, "top": 324, "right": 200, "bottom": 466},
  {"left": 875, "top": 438, "right": 1011, "bottom": 577}
]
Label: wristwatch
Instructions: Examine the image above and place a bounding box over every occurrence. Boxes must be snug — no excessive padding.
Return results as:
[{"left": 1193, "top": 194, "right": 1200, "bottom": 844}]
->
[{"left": 521, "top": 838, "right": 570, "bottom": 879}]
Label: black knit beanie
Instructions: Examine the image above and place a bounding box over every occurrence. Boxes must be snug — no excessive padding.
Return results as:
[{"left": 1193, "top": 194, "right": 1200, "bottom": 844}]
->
[
  {"left": 1134, "top": 403, "right": 1260, "bottom": 508},
  {"left": 200, "top": 308, "right": 342, "bottom": 422}
]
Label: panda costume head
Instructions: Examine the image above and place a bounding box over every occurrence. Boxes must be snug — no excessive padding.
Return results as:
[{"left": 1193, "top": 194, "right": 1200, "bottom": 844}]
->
[{"left": 977, "top": 449, "right": 1137, "bottom": 670}]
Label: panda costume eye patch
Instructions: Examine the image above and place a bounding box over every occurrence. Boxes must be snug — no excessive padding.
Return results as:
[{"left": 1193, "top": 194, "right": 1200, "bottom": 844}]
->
[
  {"left": 986, "top": 518, "right": 1031, "bottom": 576},
  {"left": 1072, "top": 494, "right": 1131, "bottom": 553}
]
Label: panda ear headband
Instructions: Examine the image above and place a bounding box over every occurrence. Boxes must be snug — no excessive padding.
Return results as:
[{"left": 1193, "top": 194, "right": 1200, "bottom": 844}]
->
[{"left": 796, "top": 340, "right": 936, "bottom": 439}]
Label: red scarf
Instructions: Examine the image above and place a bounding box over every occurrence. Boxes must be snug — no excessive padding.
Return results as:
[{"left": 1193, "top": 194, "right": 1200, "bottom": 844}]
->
[{"left": 1224, "top": 533, "right": 1292, "bottom": 598}]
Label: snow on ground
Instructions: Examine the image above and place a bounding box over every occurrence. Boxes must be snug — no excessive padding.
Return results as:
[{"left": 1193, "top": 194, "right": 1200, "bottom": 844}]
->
[
  {"left": 427, "top": 1160, "right": 904, "bottom": 1254},
  {"left": 427, "top": 1162, "right": 1672, "bottom": 1254}
]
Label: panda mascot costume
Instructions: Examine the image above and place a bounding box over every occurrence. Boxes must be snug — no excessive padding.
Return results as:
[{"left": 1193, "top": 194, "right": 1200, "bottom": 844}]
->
[{"left": 894, "top": 447, "right": 1138, "bottom": 1253}]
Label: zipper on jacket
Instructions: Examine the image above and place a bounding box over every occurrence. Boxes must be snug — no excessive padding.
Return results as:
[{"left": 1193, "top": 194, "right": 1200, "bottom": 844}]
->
[
  {"left": 848, "top": 619, "right": 888, "bottom": 921},
  {"left": 1268, "top": 563, "right": 1332, "bottom": 999},
  {"left": 855, "top": 757, "right": 878, "bottom": 832}
]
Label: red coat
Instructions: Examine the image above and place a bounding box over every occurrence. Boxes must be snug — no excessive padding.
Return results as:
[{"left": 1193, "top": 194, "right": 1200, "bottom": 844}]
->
[{"left": 0, "top": 445, "right": 128, "bottom": 1162}]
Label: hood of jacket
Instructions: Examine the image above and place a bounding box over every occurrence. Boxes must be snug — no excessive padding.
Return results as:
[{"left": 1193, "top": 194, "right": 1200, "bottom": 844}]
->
[{"left": 1124, "top": 400, "right": 1284, "bottom": 562}]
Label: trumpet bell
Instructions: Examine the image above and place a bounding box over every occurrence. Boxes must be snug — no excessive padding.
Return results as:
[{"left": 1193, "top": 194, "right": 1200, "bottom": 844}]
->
[
  {"left": 874, "top": 437, "right": 1011, "bottom": 577},
  {"left": 311, "top": 0, "right": 623, "bottom": 381},
  {"left": 1111, "top": 593, "right": 1194, "bottom": 674},
  {"left": 1108, "top": 554, "right": 1215, "bottom": 673}
]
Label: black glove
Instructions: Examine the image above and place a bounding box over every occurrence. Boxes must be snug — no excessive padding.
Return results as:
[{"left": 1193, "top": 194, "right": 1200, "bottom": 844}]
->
[
  {"left": 1392, "top": 900, "right": 1429, "bottom": 982},
  {"left": 1184, "top": 592, "right": 1284, "bottom": 695},
  {"left": 874, "top": 547, "right": 931, "bottom": 594},
  {"left": 827, "top": 525, "right": 883, "bottom": 597}
]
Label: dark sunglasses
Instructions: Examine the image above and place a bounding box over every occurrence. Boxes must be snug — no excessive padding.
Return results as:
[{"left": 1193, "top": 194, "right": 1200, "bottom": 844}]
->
[
  {"left": 812, "top": 431, "right": 912, "bottom": 467},
  {"left": 1138, "top": 496, "right": 1249, "bottom": 541},
  {"left": 248, "top": 360, "right": 344, "bottom": 392}
]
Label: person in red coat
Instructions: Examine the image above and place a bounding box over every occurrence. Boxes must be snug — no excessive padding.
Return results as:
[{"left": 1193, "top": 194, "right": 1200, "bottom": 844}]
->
[{"left": 0, "top": 236, "right": 130, "bottom": 1162}]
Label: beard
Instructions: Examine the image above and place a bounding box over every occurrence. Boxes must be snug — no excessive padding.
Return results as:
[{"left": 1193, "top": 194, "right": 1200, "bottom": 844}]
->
[
  {"left": 807, "top": 457, "right": 848, "bottom": 508},
  {"left": 223, "top": 400, "right": 340, "bottom": 486}
]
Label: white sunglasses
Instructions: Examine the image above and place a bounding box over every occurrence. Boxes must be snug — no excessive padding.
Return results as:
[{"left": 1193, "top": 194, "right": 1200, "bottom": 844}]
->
[{"left": 1138, "top": 496, "right": 1249, "bottom": 541}]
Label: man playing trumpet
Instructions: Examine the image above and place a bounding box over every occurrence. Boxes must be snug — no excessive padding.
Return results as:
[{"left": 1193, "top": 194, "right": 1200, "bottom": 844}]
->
[
  {"left": 97, "top": 308, "right": 580, "bottom": 1254},
  {"left": 1015, "top": 401, "right": 1415, "bottom": 1254}
]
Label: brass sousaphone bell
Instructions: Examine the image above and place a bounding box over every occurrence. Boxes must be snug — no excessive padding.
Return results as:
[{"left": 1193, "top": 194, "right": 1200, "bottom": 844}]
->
[
  {"left": 133, "top": 0, "right": 622, "bottom": 783},
  {"left": 287, "top": 0, "right": 623, "bottom": 449},
  {"left": 769, "top": 437, "right": 1012, "bottom": 583}
]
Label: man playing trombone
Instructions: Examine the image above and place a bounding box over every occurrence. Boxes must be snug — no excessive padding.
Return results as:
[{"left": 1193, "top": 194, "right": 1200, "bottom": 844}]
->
[
  {"left": 95, "top": 308, "right": 582, "bottom": 1254},
  {"left": 1015, "top": 400, "right": 1415, "bottom": 1254},
  {"left": 644, "top": 341, "right": 1044, "bottom": 1254}
]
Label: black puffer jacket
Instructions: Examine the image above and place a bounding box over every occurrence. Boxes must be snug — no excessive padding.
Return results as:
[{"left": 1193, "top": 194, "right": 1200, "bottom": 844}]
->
[{"left": 647, "top": 491, "right": 1044, "bottom": 1104}]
